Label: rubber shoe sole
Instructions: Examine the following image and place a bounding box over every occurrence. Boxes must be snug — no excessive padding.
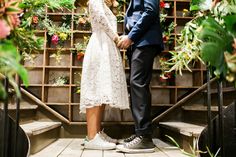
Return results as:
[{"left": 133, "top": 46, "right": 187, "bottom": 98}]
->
[
  {"left": 84, "top": 145, "right": 116, "bottom": 150},
  {"left": 116, "top": 144, "right": 155, "bottom": 153}
]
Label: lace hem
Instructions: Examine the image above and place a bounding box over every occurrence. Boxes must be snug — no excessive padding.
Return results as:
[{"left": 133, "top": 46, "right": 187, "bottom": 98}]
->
[{"left": 80, "top": 102, "right": 130, "bottom": 113}]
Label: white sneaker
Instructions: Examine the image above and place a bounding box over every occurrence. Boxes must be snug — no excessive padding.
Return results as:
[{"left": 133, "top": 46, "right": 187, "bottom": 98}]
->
[
  {"left": 100, "top": 130, "right": 118, "bottom": 144},
  {"left": 84, "top": 133, "right": 116, "bottom": 150}
]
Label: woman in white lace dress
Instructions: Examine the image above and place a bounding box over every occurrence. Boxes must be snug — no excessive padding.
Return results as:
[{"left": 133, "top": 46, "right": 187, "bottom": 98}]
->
[{"left": 80, "top": 0, "right": 129, "bottom": 150}]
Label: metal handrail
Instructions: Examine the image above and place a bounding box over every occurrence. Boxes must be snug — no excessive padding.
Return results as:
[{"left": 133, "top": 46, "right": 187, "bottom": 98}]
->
[
  {"left": 152, "top": 77, "right": 217, "bottom": 123},
  {"left": 0, "top": 77, "right": 30, "bottom": 157}
]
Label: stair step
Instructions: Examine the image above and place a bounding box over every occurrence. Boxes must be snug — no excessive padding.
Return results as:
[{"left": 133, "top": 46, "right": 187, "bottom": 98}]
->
[
  {"left": 0, "top": 102, "right": 38, "bottom": 110},
  {"left": 159, "top": 122, "right": 204, "bottom": 137},
  {"left": 159, "top": 122, "right": 205, "bottom": 154},
  {"left": 21, "top": 121, "right": 61, "bottom": 136},
  {"left": 21, "top": 121, "right": 62, "bottom": 154},
  {"left": 182, "top": 104, "right": 227, "bottom": 112}
]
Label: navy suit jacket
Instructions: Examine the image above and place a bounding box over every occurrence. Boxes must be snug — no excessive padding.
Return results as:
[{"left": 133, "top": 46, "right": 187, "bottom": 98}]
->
[{"left": 125, "top": 0, "right": 163, "bottom": 48}]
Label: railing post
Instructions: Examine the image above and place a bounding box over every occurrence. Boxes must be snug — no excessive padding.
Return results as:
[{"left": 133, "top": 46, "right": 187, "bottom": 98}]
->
[
  {"left": 217, "top": 80, "right": 224, "bottom": 157},
  {"left": 206, "top": 68, "right": 212, "bottom": 150},
  {"left": 2, "top": 77, "right": 9, "bottom": 157},
  {"left": 14, "top": 75, "right": 20, "bottom": 157},
  {"left": 234, "top": 99, "right": 236, "bottom": 145}
]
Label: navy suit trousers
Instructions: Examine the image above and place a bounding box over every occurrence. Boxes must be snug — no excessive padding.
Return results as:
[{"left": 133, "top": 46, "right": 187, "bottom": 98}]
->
[{"left": 127, "top": 45, "right": 161, "bottom": 136}]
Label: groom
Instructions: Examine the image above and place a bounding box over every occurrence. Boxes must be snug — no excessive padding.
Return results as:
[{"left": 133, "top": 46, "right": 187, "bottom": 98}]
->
[{"left": 117, "top": 0, "right": 163, "bottom": 153}]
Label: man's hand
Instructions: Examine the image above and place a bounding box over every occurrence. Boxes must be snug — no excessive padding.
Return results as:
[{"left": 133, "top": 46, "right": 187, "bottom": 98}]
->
[{"left": 117, "top": 35, "right": 133, "bottom": 49}]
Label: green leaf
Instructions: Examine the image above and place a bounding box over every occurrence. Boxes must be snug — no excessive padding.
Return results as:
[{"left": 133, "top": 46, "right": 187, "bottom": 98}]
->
[
  {"left": 0, "top": 82, "right": 6, "bottom": 100},
  {"left": 5, "top": 6, "right": 22, "bottom": 14},
  {"left": 165, "top": 135, "right": 180, "bottom": 148},
  {"left": 224, "top": 15, "right": 236, "bottom": 36},
  {"left": 201, "top": 42, "right": 223, "bottom": 67}
]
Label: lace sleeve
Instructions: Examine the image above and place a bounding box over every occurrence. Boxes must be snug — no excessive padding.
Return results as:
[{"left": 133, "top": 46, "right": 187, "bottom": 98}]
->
[{"left": 89, "top": 0, "right": 118, "bottom": 41}]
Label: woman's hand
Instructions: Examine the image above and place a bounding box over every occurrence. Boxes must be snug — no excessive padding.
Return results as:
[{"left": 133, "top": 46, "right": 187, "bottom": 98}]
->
[
  {"left": 113, "top": 35, "right": 120, "bottom": 45},
  {"left": 117, "top": 35, "right": 133, "bottom": 49}
]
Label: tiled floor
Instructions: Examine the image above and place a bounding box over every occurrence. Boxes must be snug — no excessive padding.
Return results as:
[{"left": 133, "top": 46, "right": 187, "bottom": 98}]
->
[{"left": 30, "top": 138, "right": 188, "bottom": 157}]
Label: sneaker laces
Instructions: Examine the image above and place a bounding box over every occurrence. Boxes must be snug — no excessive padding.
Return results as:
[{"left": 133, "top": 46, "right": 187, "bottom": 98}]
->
[
  {"left": 99, "top": 130, "right": 117, "bottom": 143},
  {"left": 124, "top": 134, "right": 136, "bottom": 143},
  {"left": 125, "top": 136, "right": 142, "bottom": 148}
]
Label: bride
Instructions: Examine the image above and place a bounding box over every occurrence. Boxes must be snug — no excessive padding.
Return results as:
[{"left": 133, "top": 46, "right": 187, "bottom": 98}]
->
[{"left": 79, "top": 0, "right": 129, "bottom": 150}]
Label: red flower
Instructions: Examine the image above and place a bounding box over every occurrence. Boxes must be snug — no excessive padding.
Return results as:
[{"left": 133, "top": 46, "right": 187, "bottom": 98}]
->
[
  {"left": 160, "top": 1, "right": 165, "bottom": 8},
  {"left": 77, "top": 52, "right": 84, "bottom": 61},
  {"left": 51, "top": 34, "right": 59, "bottom": 45},
  {"left": 163, "top": 35, "right": 169, "bottom": 41},
  {"left": 32, "top": 16, "right": 39, "bottom": 24}
]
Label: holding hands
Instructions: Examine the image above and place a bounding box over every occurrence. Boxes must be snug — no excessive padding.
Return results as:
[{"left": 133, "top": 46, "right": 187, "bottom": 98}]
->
[{"left": 114, "top": 35, "right": 133, "bottom": 49}]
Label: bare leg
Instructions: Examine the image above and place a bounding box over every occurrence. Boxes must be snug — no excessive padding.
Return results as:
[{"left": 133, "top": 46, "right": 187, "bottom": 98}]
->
[{"left": 86, "top": 105, "right": 105, "bottom": 140}]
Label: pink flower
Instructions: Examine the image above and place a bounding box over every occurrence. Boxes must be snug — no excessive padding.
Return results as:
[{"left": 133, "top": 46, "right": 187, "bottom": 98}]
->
[
  {"left": 0, "top": 20, "right": 11, "bottom": 39},
  {"left": 51, "top": 34, "right": 59, "bottom": 45}
]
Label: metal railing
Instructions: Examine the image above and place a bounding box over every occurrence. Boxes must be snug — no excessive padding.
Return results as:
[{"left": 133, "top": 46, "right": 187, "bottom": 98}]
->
[
  {"left": 0, "top": 77, "right": 30, "bottom": 157},
  {"left": 152, "top": 67, "right": 236, "bottom": 157}
]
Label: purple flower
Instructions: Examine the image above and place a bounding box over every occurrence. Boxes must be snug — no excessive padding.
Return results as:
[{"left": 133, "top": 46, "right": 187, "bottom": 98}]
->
[{"left": 51, "top": 34, "right": 59, "bottom": 45}]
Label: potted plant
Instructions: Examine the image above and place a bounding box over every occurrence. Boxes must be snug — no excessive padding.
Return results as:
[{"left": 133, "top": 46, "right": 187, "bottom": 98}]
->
[
  {"left": 160, "top": 0, "right": 174, "bottom": 16},
  {"left": 74, "top": 8, "right": 91, "bottom": 31},
  {"left": 43, "top": 19, "right": 71, "bottom": 48},
  {"left": 159, "top": 57, "right": 175, "bottom": 86},
  {"left": 74, "top": 35, "right": 90, "bottom": 62},
  {"left": 162, "top": 22, "right": 176, "bottom": 51}
]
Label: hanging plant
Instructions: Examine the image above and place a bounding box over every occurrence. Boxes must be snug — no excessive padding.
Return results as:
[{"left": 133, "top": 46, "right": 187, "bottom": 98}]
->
[
  {"left": 74, "top": 9, "right": 91, "bottom": 31},
  {"left": 50, "top": 49, "right": 62, "bottom": 64},
  {"left": 74, "top": 35, "right": 90, "bottom": 62},
  {"left": 43, "top": 19, "right": 71, "bottom": 46},
  {"left": 162, "top": 0, "right": 236, "bottom": 85},
  {"left": 52, "top": 76, "right": 69, "bottom": 86}
]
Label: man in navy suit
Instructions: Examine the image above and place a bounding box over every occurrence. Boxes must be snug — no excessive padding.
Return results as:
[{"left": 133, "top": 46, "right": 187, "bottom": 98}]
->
[{"left": 117, "top": 0, "right": 163, "bottom": 153}]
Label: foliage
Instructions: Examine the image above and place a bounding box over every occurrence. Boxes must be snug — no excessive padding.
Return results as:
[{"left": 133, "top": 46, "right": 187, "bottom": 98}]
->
[
  {"left": 115, "top": 0, "right": 127, "bottom": 23},
  {"left": 43, "top": 18, "right": 71, "bottom": 41},
  {"left": 51, "top": 76, "right": 69, "bottom": 86},
  {"left": 190, "top": 0, "right": 211, "bottom": 11},
  {"left": 74, "top": 36, "right": 90, "bottom": 54},
  {"left": 11, "top": 28, "right": 44, "bottom": 54},
  {"left": 19, "top": 0, "right": 75, "bottom": 29},
  {"left": 0, "top": 40, "right": 28, "bottom": 99},
  {"left": 74, "top": 35, "right": 90, "bottom": 62},
  {"left": 199, "top": 0, "right": 236, "bottom": 83},
  {"left": 164, "top": 0, "right": 236, "bottom": 86},
  {"left": 165, "top": 13, "right": 205, "bottom": 75},
  {"left": 166, "top": 135, "right": 220, "bottom": 157},
  {"left": 50, "top": 49, "right": 62, "bottom": 64},
  {"left": 0, "top": 0, "right": 29, "bottom": 99},
  {"left": 43, "top": 18, "right": 70, "bottom": 37},
  {"left": 0, "top": 0, "right": 75, "bottom": 99},
  {"left": 74, "top": 72, "right": 81, "bottom": 94},
  {"left": 74, "top": 8, "right": 91, "bottom": 30}
]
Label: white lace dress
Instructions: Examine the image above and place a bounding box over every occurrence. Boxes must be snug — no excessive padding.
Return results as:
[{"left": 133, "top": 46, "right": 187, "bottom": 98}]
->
[{"left": 79, "top": 0, "right": 129, "bottom": 113}]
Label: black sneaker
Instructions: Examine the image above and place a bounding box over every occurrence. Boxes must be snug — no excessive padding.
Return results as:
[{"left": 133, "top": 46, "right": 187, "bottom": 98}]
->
[
  {"left": 116, "top": 136, "right": 155, "bottom": 153},
  {"left": 117, "top": 134, "right": 136, "bottom": 144}
]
